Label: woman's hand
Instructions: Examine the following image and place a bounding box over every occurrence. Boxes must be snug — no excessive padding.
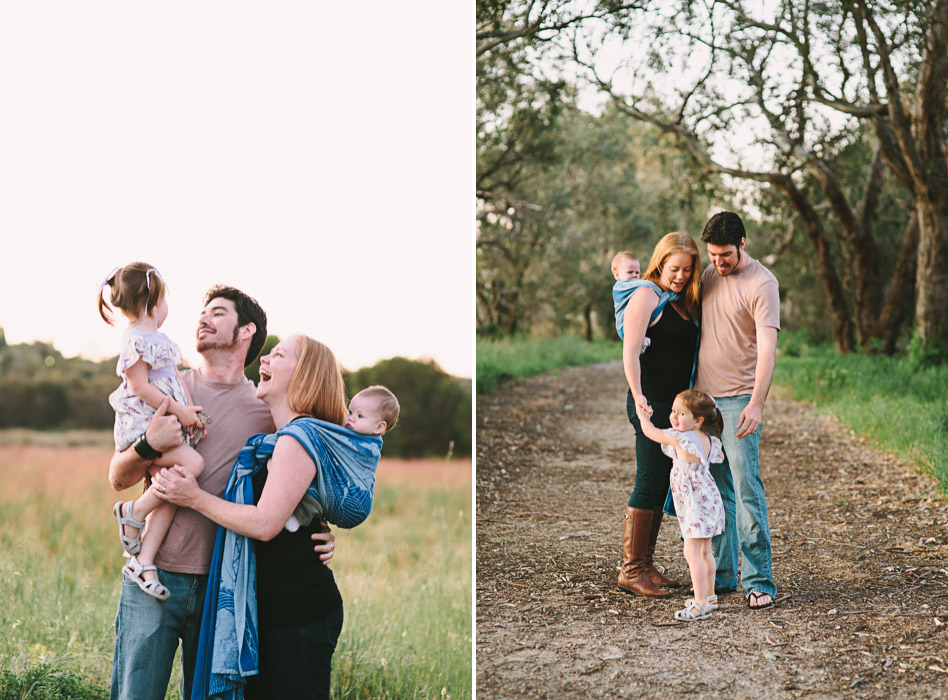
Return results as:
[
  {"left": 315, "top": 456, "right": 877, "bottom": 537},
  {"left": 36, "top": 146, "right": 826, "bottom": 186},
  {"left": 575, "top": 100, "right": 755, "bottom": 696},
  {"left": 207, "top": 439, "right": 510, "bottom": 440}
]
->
[
  {"left": 151, "top": 465, "right": 202, "bottom": 507},
  {"left": 311, "top": 522, "right": 336, "bottom": 566}
]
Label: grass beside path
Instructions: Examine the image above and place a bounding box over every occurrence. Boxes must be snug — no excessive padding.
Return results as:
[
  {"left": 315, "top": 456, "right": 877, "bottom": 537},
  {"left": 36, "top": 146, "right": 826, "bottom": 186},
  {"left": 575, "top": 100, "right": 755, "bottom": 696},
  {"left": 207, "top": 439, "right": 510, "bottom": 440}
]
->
[
  {"left": 477, "top": 332, "right": 948, "bottom": 494},
  {"left": 476, "top": 336, "right": 618, "bottom": 394}
]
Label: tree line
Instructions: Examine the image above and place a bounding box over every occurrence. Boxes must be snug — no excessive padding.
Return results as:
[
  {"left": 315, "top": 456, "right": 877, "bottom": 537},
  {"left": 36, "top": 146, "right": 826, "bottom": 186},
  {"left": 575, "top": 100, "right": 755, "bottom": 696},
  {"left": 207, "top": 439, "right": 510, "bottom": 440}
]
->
[
  {"left": 478, "top": 0, "right": 948, "bottom": 361},
  {"left": 0, "top": 331, "right": 471, "bottom": 459}
]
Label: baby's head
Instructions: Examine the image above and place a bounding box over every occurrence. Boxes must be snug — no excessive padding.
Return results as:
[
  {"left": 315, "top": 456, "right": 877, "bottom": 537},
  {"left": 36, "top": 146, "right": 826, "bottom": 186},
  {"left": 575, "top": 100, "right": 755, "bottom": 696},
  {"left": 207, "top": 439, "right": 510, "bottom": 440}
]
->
[
  {"left": 345, "top": 385, "right": 400, "bottom": 435},
  {"left": 611, "top": 252, "right": 640, "bottom": 281}
]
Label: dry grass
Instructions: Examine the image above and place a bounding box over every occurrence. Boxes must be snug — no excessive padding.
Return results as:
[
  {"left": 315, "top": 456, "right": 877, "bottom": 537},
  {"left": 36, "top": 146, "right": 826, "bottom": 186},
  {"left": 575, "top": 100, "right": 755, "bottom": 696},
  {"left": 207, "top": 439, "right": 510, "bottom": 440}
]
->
[{"left": 0, "top": 439, "right": 472, "bottom": 699}]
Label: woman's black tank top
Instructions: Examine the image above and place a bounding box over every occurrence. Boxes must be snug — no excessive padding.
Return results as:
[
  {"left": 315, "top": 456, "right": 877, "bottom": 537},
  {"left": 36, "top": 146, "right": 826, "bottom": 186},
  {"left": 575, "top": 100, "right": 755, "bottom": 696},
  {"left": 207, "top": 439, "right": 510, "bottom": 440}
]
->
[
  {"left": 253, "top": 463, "right": 343, "bottom": 627},
  {"left": 639, "top": 305, "right": 698, "bottom": 402}
]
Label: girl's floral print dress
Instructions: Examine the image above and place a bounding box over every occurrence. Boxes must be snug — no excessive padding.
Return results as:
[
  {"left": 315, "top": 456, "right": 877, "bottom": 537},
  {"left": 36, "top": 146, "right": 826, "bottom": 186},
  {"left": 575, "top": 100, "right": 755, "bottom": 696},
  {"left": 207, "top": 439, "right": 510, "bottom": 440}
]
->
[
  {"left": 661, "top": 429, "right": 725, "bottom": 538},
  {"left": 108, "top": 329, "right": 188, "bottom": 451}
]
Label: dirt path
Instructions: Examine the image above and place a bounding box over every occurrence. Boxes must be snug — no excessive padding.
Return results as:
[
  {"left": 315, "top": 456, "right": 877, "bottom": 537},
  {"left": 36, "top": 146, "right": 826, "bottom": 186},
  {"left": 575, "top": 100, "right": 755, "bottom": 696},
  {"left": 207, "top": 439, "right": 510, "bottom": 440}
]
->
[{"left": 476, "top": 362, "right": 948, "bottom": 698}]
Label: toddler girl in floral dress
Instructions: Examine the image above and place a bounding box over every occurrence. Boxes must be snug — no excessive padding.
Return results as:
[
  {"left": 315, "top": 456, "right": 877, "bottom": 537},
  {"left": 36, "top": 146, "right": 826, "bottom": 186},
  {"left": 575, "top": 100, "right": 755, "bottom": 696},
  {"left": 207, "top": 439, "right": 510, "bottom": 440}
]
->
[
  {"left": 635, "top": 389, "right": 724, "bottom": 621},
  {"left": 98, "top": 262, "right": 207, "bottom": 601}
]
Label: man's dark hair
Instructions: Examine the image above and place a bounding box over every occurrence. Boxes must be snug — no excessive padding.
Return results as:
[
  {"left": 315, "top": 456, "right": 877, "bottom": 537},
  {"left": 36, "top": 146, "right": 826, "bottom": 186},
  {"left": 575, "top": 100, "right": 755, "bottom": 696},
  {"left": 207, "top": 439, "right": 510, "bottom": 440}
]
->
[
  {"left": 204, "top": 285, "right": 268, "bottom": 367},
  {"left": 701, "top": 211, "right": 746, "bottom": 248}
]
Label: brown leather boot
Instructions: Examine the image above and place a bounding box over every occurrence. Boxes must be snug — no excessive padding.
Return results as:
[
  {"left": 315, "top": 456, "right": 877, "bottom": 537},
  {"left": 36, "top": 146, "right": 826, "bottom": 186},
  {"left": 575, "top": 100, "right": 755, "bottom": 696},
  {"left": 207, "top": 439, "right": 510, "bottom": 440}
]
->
[
  {"left": 617, "top": 507, "right": 671, "bottom": 597},
  {"left": 645, "top": 506, "right": 681, "bottom": 588}
]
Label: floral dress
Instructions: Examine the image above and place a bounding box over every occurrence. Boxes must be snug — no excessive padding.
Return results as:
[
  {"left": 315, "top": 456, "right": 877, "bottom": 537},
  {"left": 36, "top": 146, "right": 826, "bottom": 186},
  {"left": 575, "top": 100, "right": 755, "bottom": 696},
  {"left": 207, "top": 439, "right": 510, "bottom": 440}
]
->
[
  {"left": 108, "top": 329, "right": 188, "bottom": 451},
  {"left": 661, "top": 429, "right": 725, "bottom": 538}
]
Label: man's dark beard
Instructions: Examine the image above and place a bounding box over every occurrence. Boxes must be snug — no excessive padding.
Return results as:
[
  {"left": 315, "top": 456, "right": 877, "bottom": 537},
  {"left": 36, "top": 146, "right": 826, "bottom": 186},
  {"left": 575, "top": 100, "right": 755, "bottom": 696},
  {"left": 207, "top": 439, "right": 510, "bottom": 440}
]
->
[{"left": 197, "top": 325, "right": 240, "bottom": 353}]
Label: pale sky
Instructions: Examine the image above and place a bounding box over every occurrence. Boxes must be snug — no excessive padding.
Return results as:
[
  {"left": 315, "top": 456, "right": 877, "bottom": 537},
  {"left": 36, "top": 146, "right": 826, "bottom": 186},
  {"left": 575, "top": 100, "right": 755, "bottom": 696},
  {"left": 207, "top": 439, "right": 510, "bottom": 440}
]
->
[{"left": 0, "top": 2, "right": 473, "bottom": 378}]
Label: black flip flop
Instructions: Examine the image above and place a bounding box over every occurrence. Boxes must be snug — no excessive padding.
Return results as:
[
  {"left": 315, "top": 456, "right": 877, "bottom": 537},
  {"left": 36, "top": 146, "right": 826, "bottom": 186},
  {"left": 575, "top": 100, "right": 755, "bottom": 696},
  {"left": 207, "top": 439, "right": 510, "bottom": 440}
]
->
[{"left": 747, "top": 591, "right": 775, "bottom": 610}]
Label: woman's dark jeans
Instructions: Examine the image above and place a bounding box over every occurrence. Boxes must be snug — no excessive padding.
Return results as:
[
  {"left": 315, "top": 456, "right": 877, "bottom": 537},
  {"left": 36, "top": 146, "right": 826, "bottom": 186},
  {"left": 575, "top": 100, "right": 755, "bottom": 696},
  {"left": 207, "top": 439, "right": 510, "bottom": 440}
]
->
[
  {"left": 245, "top": 605, "right": 344, "bottom": 700},
  {"left": 626, "top": 393, "right": 674, "bottom": 509}
]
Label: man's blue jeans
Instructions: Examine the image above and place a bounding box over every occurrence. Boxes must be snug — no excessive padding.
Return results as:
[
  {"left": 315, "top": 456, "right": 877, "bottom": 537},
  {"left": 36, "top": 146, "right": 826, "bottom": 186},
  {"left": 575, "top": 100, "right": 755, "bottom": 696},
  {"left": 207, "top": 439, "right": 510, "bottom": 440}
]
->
[
  {"left": 709, "top": 395, "right": 776, "bottom": 599},
  {"left": 110, "top": 569, "right": 208, "bottom": 700}
]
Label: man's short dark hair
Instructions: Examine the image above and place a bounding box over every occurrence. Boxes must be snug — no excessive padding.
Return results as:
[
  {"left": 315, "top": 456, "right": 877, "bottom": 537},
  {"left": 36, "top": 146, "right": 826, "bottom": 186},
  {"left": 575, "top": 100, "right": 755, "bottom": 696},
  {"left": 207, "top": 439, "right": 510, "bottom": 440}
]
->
[
  {"left": 204, "top": 285, "right": 268, "bottom": 367},
  {"left": 701, "top": 211, "right": 746, "bottom": 248}
]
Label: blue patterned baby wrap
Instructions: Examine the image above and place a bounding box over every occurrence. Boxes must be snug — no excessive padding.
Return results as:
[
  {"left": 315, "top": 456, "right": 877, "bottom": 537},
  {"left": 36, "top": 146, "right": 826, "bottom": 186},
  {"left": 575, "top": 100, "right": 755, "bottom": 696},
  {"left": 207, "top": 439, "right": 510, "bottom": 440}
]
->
[
  {"left": 612, "top": 279, "right": 679, "bottom": 340},
  {"left": 191, "top": 418, "right": 382, "bottom": 700}
]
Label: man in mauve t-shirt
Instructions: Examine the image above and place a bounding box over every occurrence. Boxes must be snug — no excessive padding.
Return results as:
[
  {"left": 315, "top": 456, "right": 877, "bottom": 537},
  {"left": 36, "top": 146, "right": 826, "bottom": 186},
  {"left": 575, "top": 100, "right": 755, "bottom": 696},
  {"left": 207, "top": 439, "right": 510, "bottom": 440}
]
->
[
  {"left": 107, "top": 285, "right": 337, "bottom": 700},
  {"left": 695, "top": 212, "right": 779, "bottom": 611}
]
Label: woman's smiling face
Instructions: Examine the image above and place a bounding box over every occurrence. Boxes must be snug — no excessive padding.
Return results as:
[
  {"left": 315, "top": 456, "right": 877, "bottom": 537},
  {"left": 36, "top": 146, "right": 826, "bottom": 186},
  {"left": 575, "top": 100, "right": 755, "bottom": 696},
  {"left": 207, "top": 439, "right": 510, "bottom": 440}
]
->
[
  {"left": 659, "top": 252, "right": 694, "bottom": 294},
  {"left": 256, "top": 336, "right": 301, "bottom": 405}
]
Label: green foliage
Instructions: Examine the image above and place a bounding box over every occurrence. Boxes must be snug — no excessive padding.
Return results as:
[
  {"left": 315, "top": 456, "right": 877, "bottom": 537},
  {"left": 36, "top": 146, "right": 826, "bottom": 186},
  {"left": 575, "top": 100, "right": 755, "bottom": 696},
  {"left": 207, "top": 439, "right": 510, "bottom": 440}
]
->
[
  {"left": 0, "top": 665, "right": 108, "bottom": 700},
  {"left": 907, "top": 332, "right": 948, "bottom": 369},
  {"left": 477, "top": 41, "right": 725, "bottom": 338},
  {"left": 775, "top": 332, "right": 948, "bottom": 492},
  {"left": 476, "top": 335, "right": 619, "bottom": 393},
  {"left": 0, "top": 340, "right": 470, "bottom": 458},
  {"left": 344, "top": 358, "right": 471, "bottom": 459}
]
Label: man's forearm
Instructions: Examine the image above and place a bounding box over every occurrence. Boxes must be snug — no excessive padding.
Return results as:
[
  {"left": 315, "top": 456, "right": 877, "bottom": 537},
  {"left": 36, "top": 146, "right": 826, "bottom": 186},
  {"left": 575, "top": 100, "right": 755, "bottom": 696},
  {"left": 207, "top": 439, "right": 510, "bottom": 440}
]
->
[
  {"left": 109, "top": 446, "right": 151, "bottom": 491},
  {"left": 750, "top": 327, "right": 778, "bottom": 409}
]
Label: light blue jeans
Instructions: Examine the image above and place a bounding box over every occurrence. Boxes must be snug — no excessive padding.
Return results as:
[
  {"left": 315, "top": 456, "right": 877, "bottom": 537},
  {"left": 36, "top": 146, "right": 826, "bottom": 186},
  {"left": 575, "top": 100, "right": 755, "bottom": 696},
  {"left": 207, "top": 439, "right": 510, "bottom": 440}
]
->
[
  {"left": 110, "top": 569, "right": 208, "bottom": 700},
  {"left": 709, "top": 395, "right": 776, "bottom": 599}
]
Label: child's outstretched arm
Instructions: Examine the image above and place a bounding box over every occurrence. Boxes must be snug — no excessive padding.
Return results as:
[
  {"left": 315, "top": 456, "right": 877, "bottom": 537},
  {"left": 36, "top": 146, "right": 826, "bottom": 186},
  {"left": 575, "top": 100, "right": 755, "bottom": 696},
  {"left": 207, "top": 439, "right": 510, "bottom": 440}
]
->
[
  {"left": 634, "top": 403, "right": 680, "bottom": 448},
  {"left": 125, "top": 360, "right": 204, "bottom": 429}
]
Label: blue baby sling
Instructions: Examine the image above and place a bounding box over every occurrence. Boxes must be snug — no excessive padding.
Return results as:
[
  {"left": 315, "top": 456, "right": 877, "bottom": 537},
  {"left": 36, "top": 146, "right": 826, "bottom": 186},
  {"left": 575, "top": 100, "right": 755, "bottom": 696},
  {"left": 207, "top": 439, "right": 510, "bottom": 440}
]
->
[
  {"left": 612, "top": 279, "right": 679, "bottom": 340},
  {"left": 191, "top": 418, "right": 382, "bottom": 700}
]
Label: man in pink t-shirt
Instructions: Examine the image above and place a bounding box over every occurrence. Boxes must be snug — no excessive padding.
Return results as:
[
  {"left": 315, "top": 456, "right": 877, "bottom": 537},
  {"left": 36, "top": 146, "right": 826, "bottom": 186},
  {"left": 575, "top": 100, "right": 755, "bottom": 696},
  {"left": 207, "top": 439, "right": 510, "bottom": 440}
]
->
[{"left": 695, "top": 211, "right": 779, "bottom": 611}]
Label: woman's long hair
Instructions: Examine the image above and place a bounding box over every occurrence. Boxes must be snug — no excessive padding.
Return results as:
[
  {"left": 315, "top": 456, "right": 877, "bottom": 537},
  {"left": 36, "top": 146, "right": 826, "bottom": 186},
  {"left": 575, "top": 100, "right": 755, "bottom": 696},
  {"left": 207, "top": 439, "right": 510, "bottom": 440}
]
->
[
  {"left": 642, "top": 232, "right": 701, "bottom": 321},
  {"left": 286, "top": 335, "right": 348, "bottom": 425}
]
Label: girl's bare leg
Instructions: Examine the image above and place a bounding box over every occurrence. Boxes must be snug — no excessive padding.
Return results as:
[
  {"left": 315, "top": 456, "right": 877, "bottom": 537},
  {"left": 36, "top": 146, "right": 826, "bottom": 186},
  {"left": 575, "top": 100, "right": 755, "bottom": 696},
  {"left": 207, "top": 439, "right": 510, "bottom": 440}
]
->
[
  {"left": 683, "top": 537, "right": 711, "bottom": 606},
  {"left": 703, "top": 539, "right": 716, "bottom": 599},
  {"left": 120, "top": 443, "right": 204, "bottom": 550}
]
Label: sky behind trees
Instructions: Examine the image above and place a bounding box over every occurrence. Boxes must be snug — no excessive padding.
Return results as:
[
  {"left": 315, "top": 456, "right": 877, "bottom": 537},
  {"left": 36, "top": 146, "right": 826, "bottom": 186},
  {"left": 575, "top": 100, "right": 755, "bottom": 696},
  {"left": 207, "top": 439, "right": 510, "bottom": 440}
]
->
[{"left": 1, "top": 2, "right": 473, "bottom": 377}]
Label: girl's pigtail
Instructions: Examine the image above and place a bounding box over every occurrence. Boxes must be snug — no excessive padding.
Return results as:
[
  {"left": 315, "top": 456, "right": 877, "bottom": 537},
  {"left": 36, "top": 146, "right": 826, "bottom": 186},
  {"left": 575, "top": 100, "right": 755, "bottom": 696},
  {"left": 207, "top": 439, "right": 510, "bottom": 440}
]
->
[
  {"left": 98, "top": 268, "right": 119, "bottom": 326},
  {"left": 709, "top": 407, "right": 724, "bottom": 438}
]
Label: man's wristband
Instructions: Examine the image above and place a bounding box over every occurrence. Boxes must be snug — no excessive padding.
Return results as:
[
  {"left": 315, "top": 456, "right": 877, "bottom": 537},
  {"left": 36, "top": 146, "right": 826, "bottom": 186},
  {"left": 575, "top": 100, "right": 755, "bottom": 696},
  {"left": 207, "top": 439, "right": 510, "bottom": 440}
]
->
[{"left": 133, "top": 433, "right": 162, "bottom": 460}]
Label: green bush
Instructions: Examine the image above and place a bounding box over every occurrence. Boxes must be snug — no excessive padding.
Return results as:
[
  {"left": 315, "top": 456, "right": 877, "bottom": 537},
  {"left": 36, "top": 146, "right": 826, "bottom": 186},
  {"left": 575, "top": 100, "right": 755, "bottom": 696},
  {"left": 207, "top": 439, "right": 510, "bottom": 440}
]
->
[
  {"left": 476, "top": 335, "right": 619, "bottom": 393},
  {"left": 0, "top": 665, "right": 108, "bottom": 700}
]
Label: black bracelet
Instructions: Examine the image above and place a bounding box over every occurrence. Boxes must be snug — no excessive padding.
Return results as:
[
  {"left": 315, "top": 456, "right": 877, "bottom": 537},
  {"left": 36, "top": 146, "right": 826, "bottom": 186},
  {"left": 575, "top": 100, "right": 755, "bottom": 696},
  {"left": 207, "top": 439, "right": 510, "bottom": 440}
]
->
[{"left": 133, "top": 432, "right": 162, "bottom": 460}]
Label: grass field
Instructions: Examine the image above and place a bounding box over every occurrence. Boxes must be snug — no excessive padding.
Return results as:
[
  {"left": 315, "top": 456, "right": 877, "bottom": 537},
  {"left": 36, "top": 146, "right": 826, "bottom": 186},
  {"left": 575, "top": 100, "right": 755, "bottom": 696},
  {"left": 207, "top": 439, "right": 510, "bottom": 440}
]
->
[
  {"left": 0, "top": 432, "right": 472, "bottom": 699},
  {"left": 476, "top": 336, "right": 618, "bottom": 394}
]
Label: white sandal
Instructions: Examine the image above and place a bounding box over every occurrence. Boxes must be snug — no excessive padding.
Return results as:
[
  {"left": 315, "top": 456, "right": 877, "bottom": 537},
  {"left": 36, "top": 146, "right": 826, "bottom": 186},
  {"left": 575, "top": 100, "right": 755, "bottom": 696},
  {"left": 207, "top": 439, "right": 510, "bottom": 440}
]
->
[
  {"left": 113, "top": 501, "right": 145, "bottom": 556},
  {"left": 122, "top": 556, "right": 170, "bottom": 601},
  {"left": 706, "top": 595, "right": 719, "bottom": 611},
  {"left": 675, "top": 599, "right": 712, "bottom": 621}
]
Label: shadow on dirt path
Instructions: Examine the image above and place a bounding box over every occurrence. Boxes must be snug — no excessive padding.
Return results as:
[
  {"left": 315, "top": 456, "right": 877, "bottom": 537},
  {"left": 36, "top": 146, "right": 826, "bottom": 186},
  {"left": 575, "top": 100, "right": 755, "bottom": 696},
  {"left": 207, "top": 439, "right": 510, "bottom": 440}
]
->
[{"left": 476, "top": 361, "right": 948, "bottom": 698}]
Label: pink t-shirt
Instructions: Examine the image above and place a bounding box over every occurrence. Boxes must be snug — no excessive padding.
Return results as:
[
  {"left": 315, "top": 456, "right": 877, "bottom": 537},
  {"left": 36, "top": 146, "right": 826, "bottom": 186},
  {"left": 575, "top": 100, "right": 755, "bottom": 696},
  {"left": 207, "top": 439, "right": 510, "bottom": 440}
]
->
[
  {"left": 154, "top": 368, "right": 273, "bottom": 574},
  {"left": 695, "top": 254, "right": 780, "bottom": 397}
]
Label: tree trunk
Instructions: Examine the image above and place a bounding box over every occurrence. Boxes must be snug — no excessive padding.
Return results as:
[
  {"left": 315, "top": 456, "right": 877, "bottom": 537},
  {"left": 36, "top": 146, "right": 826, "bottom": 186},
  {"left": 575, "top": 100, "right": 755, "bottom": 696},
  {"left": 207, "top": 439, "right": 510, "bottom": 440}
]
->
[
  {"left": 776, "top": 175, "right": 856, "bottom": 353},
  {"left": 914, "top": 201, "right": 948, "bottom": 347},
  {"left": 871, "top": 212, "right": 919, "bottom": 353},
  {"left": 583, "top": 303, "right": 593, "bottom": 342}
]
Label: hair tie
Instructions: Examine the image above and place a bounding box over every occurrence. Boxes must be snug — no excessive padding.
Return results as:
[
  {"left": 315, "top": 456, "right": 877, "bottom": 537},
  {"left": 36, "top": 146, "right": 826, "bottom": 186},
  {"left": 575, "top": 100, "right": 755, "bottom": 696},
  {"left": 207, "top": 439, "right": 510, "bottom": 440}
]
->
[
  {"left": 98, "top": 266, "right": 121, "bottom": 296},
  {"left": 711, "top": 397, "right": 719, "bottom": 410},
  {"left": 145, "top": 267, "right": 165, "bottom": 295}
]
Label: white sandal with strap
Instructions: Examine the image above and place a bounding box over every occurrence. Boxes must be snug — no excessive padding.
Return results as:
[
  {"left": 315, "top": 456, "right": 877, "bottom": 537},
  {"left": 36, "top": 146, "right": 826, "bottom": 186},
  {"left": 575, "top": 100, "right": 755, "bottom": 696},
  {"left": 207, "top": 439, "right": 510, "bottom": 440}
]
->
[
  {"left": 113, "top": 501, "right": 145, "bottom": 556},
  {"left": 675, "top": 599, "right": 712, "bottom": 621},
  {"left": 122, "top": 556, "right": 170, "bottom": 601}
]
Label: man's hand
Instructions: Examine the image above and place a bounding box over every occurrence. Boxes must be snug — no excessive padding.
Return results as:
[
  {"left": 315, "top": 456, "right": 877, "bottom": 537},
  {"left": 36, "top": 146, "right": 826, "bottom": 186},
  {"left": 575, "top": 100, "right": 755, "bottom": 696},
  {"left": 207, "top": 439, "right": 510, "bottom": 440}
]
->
[
  {"left": 311, "top": 523, "right": 336, "bottom": 565},
  {"left": 736, "top": 402, "right": 764, "bottom": 439},
  {"left": 146, "top": 397, "right": 185, "bottom": 453}
]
